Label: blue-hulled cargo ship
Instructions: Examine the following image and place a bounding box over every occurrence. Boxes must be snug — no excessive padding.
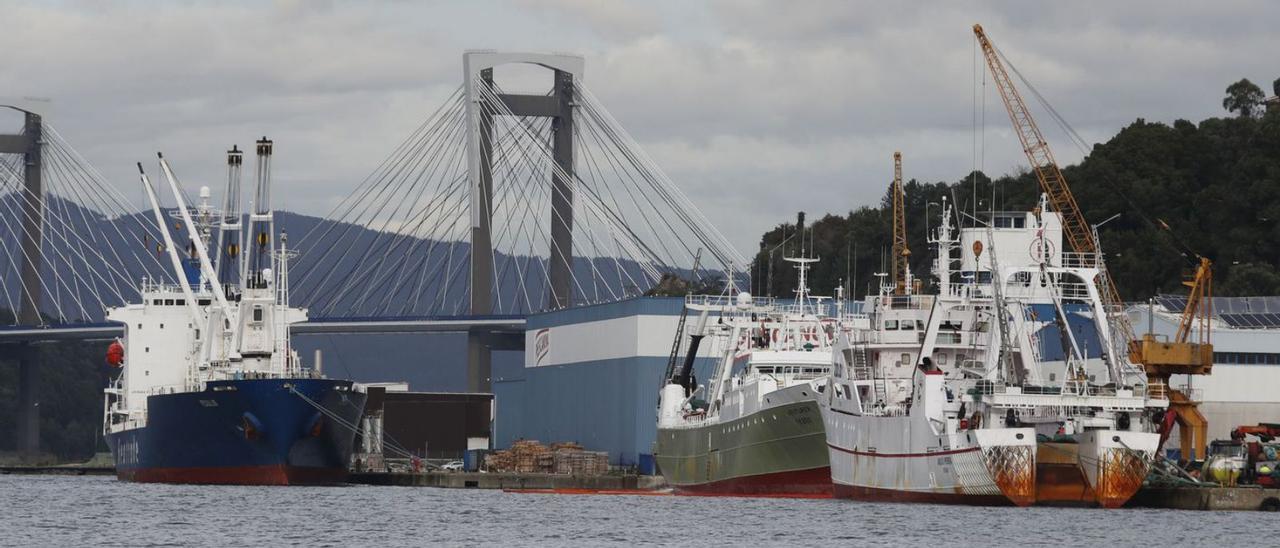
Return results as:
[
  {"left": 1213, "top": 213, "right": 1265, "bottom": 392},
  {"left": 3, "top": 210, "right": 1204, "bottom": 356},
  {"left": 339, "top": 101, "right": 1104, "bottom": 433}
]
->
[{"left": 102, "top": 139, "right": 366, "bottom": 485}]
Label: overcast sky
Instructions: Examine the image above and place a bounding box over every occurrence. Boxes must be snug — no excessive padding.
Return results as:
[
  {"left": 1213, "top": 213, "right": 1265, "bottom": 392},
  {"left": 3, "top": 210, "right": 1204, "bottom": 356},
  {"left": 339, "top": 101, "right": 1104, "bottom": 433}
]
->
[{"left": 4, "top": 0, "right": 1278, "bottom": 254}]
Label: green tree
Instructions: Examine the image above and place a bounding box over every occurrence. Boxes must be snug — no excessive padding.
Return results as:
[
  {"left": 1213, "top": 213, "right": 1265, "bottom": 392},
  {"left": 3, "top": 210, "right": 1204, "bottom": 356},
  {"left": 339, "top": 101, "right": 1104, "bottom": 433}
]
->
[
  {"left": 756, "top": 78, "right": 1280, "bottom": 303},
  {"left": 1223, "top": 78, "right": 1265, "bottom": 118}
]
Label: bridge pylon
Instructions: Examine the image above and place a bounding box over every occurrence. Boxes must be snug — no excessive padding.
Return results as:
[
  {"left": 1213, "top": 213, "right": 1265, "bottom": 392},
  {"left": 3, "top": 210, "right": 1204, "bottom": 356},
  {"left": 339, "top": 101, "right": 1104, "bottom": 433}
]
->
[
  {"left": 462, "top": 51, "right": 583, "bottom": 391},
  {"left": 1, "top": 105, "right": 44, "bottom": 458}
]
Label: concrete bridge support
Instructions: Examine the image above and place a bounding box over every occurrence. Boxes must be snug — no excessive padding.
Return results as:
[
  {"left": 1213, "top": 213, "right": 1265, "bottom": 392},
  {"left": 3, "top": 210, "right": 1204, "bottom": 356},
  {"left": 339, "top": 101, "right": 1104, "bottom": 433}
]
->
[{"left": 1, "top": 107, "right": 44, "bottom": 458}]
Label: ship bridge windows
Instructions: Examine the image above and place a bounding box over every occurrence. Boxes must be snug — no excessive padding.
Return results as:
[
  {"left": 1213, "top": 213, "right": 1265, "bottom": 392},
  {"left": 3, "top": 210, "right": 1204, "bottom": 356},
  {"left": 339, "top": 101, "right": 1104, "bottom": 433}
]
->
[
  {"left": 993, "top": 214, "right": 1026, "bottom": 229},
  {"left": 900, "top": 320, "right": 915, "bottom": 331},
  {"left": 164, "top": 299, "right": 174, "bottom": 306},
  {"left": 252, "top": 305, "right": 264, "bottom": 323},
  {"left": 884, "top": 320, "right": 899, "bottom": 330}
]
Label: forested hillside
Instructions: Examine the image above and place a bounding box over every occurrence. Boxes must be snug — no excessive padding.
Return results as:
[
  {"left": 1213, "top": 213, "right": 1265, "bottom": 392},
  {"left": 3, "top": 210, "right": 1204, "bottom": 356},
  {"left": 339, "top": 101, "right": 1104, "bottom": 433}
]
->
[
  {"left": 752, "top": 78, "right": 1280, "bottom": 302},
  {"left": 0, "top": 307, "right": 107, "bottom": 462}
]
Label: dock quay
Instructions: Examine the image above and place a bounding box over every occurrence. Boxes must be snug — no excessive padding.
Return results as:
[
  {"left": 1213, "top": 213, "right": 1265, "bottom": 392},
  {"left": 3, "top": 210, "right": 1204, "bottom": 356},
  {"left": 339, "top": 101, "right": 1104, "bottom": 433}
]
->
[
  {"left": 348, "top": 471, "right": 668, "bottom": 492},
  {"left": 1129, "top": 486, "right": 1280, "bottom": 511}
]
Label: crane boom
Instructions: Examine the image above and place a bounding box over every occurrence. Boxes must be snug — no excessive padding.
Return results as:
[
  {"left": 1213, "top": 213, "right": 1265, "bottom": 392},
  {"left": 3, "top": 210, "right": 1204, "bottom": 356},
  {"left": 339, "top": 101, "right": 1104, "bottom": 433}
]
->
[
  {"left": 975, "top": 22, "right": 1215, "bottom": 458},
  {"left": 973, "top": 24, "right": 1134, "bottom": 349},
  {"left": 1175, "top": 257, "right": 1213, "bottom": 345},
  {"left": 891, "top": 151, "right": 910, "bottom": 295},
  {"left": 973, "top": 25, "right": 1095, "bottom": 256}
]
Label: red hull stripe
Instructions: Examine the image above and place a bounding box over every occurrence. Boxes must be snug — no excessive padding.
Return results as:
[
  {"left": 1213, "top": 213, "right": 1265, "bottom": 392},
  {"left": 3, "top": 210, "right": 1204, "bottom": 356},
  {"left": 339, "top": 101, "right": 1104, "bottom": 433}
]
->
[
  {"left": 118, "top": 465, "right": 348, "bottom": 486},
  {"left": 504, "top": 489, "right": 673, "bottom": 496},
  {"left": 827, "top": 443, "right": 981, "bottom": 458},
  {"left": 673, "top": 466, "right": 832, "bottom": 498},
  {"left": 834, "top": 483, "right": 1013, "bottom": 506}
]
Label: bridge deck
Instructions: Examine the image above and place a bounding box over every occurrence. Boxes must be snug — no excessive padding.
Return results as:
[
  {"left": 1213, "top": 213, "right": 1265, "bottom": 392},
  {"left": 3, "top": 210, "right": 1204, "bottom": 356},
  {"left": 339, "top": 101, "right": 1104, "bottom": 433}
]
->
[{"left": 1, "top": 316, "right": 527, "bottom": 343}]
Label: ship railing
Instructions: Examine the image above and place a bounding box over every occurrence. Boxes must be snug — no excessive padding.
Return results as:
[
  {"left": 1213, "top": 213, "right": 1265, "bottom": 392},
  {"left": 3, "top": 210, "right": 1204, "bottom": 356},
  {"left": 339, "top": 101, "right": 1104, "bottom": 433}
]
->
[
  {"left": 1146, "top": 381, "right": 1168, "bottom": 401},
  {"left": 1061, "top": 252, "right": 1103, "bottom": 270},
  {"left": 880, "top": 294, "right": 934, "bottom": 310},
  {"left": 779, "top": 302, "right": 833, "bottom": 317},
  {"left": 868, "top": 404, "right": 907, "bottom": 417},
  {"left": 138, "top": 278, "right": 201, "bottom": 295},
  {"left": 1172, "top": 384, "right": 1203, "bottom": 402},
  {"left": 1003, "top": 280, "right": 1092, "bottom": 301},
  {"left": 148, "top": 383, "right": 188, "bottom": 396},
  {"left": 685, "top": 294, "right": 776, "bottom": 310},
  {"left": 970, "top": 380, "right": 1173, "bottom": 401},
  {"left": 845, "top": 330, "right": 879, "bottom": 345}
]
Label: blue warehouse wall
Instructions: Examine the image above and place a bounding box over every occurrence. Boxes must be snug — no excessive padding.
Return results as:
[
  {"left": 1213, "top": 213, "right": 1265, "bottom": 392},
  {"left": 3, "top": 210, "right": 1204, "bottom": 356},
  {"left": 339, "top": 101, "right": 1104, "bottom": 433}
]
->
[
  {"left": 495, "top": 295, "right": 717, "bottom": 466},
  {"left": 494, "top": 355, "right": 715, "bottom": 466}
]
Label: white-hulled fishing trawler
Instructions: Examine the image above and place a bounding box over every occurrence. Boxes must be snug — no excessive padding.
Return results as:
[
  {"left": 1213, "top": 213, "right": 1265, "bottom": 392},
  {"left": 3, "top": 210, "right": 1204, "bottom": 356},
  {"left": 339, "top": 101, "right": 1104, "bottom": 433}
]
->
[
  {"left": 820, "top": 196, "right": 1168, "bottom": 507},
  {"left": 654, "top": 258, "right": 850, "bottom": 496},
  {"left": 102, "top": 140, "right": 366, "bottom": 484}
]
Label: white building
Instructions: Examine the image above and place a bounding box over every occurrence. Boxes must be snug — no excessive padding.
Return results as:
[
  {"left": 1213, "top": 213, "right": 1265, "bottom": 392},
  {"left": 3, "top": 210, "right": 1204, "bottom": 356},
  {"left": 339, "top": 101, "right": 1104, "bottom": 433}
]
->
[{"left": 1130, "top": 296, "right": 1280, "bottom": 453}]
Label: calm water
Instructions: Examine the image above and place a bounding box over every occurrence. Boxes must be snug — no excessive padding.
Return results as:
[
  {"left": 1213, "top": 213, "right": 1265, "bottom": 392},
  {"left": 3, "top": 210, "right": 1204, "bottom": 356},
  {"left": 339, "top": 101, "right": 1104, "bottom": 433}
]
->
[{"left": 0, "top": 475, "right": 1263, "bottom": 547}]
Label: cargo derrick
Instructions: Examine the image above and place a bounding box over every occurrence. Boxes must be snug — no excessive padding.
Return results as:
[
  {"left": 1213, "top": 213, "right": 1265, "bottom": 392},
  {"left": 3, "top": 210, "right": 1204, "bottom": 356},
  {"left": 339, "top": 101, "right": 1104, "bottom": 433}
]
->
[
  {"left": 973, "top": 24, "right": 1214, "bottom": 458},
  {"left": 890, "top": 149, "right": 911, "bottom": 295},
  {"left": 891, "top": 151, "right": 910, "bottom": 295}
]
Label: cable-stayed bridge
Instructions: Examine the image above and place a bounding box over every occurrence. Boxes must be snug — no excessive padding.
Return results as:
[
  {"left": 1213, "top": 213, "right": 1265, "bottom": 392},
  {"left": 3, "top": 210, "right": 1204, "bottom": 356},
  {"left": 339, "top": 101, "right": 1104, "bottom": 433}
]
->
[{"left": 0, "top": 52, "right": 744, "bottom": 457}]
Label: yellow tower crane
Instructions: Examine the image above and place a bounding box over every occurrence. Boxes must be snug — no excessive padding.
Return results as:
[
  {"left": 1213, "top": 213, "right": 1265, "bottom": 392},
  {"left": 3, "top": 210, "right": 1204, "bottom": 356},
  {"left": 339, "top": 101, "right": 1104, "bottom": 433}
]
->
[
  {"left": 973, "top": 23, "right": 1213, "bottom": 457},
  {"left": 891, "top": 151, "right": 910, "bottom": 295}
]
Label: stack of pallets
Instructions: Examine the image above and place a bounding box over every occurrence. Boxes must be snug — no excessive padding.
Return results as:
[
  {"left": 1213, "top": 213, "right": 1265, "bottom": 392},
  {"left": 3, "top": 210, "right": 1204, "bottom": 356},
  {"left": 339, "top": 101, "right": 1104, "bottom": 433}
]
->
[{"left": 484, "top": 440, "right": 610, "bottom": 475}]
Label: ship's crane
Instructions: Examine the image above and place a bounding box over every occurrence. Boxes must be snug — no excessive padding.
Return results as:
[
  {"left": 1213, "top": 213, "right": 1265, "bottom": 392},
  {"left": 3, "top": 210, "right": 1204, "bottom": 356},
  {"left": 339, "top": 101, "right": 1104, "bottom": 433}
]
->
[
  {"left": 972, "top": 25, "right": 1118, "bottom": 306},
  {"left": 891, "top": 151, "right": 910, "bottom": 295},
  {"left": 1174, "top": 257, "right": 1213, "bottom": 348},
  {"left": 974, "top": 23, "right": 1215, "bottom": 458},
  {"left": 1146, "top": 256, "right": 1213, "bottom": 459}
]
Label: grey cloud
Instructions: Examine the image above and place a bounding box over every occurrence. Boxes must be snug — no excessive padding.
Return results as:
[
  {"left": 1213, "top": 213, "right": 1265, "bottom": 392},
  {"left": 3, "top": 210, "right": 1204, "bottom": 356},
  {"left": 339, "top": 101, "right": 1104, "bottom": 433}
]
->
[{"left": 3, "top": 0, "right": 1278, "bottom": 256}]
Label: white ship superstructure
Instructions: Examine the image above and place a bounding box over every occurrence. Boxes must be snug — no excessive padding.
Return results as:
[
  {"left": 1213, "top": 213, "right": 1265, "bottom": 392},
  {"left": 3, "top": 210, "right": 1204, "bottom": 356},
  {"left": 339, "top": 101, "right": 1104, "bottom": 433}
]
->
[{"left": 821, "top": 196, "right": 1168, "bottom": 507}]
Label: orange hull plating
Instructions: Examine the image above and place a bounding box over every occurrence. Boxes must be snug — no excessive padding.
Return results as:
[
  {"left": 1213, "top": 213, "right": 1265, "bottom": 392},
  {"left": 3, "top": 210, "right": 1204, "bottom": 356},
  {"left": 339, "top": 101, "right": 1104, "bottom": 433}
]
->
[{"left": 1035, "top": 444, "right": 1146, "bottom": 508}]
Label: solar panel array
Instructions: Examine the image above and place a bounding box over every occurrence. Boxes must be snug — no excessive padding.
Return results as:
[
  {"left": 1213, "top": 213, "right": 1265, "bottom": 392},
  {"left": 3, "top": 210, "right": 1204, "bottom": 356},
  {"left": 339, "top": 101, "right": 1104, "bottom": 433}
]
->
[
  {"left": 1214, "top": 296, "right": 1280, "bottom": 314},
  {"left": 1154, "top": 295, "right": 1280, "bottom": 329},
  {"left": 1154, "top": 294, "right": 1188, "bottom": 313},
  {"left": 1219, "top": 313, "right": 1280, "bottom": 329}
]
